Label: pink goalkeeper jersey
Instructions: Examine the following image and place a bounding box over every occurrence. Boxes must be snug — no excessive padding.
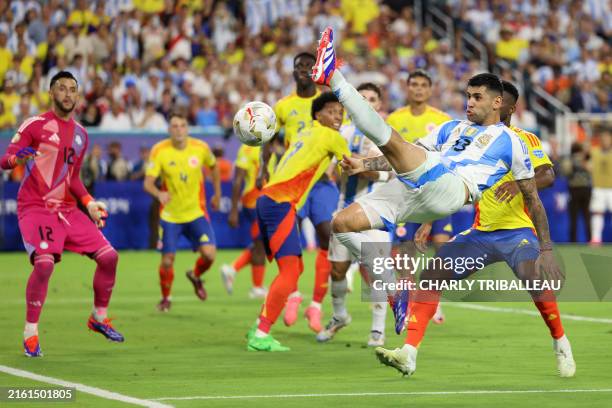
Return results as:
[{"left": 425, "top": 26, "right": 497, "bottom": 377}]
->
[{"left": 0, "top": 111, "right": 90, "bottom": 214}]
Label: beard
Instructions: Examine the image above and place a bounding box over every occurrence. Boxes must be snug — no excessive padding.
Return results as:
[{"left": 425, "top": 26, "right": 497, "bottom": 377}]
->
[{"left": 53, "top": 97, "right": 76, "bottom": 114}]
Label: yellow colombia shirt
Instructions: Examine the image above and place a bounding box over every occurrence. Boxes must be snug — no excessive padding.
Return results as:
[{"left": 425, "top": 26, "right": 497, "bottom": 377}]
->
[
  {"left": 235, "top": 144, "right": 261, "bottom": 209},
  {"left": 263, "top": 121, "right": 349, "bottom": 210},
  {"left": 146, "top": 137, "right": 216, "bottom": 223},
  {"left": 474, "top": 126, "right": 552, "bottom": 232},
  {"left": 386, "top": 105, "right": 451, "bottom": 143},
  {"left": 274, "top": 91, "right": 320, "bottom": 146}
]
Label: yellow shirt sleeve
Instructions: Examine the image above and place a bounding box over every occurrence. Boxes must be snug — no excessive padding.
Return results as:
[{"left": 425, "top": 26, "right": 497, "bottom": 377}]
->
[
  {"left": 328, "top": 129, "right": 350, "bottom": 160},
  {"left": 202, "top": 144, "right": 216, "bottom": 168},
  {"left": 145, "top": 145, "right": 163, "bottom": 178}
]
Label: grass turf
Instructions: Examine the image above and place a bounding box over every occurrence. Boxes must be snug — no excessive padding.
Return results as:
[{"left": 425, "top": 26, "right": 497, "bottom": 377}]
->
[{"left": 1, "top": 247, "right": 612, "bottom": 407}]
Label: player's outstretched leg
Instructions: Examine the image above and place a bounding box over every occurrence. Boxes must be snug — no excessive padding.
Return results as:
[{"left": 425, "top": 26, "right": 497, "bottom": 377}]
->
[
  {"left": 88, "top": 245, "right": 124, "bottom": 342},
  {"left": 23, "top": 253, "right": 56, "bottom": 357},
  {"left": 312, "top": 27, "right": 427, "bottom": 174}
]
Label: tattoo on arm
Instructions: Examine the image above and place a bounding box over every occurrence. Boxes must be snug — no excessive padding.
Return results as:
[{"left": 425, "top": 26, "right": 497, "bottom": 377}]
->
[
  {"left": 363, "top": 155, "right": 393, "bottom": 171},
  {"left": 517, "top": 177, "right": 552, "bottom": 250}
]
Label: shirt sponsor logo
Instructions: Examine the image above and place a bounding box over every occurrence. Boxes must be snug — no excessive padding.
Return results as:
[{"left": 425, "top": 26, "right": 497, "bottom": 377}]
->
[
  {"left": 464, "top": 127, "right": 478, "bottom": 136},
  {"left": 474, "top": 133, "right": 493, "bottom": 149}
]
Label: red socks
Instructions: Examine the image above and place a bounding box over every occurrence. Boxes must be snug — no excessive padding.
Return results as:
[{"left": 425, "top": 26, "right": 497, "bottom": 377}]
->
[
  {"left": 532, "top": 290, "right": 565, "bottom": 339},
  {"left": 159, "top": 265, "right": 174, "bottom": 298},
  {"left": 312, "top": 249, "right": 331, "bottom": 303},
  {"left": 232, "top": 249, "right": 252, "bottom": 272},
  {"left": 258, "top": 255, "right": 303, "bottom": 332},
  {"left": 92, "top": 246, "right": 118, "bottom": 308},
  {"left": 404, "top": 289, "right": 441, "bottom": 348},
  {"left": 252, "top": 265, "right": 265, "bottom": 287},
  {"left": 193, "top": 256, "right": 212, "bottom": 278},
  {"left": 25, "top": 254, "right": 55, "bottom": 323}
]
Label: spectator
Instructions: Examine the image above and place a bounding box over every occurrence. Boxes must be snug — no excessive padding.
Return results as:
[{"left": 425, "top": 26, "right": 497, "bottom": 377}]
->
[
  {"left": 0, "top": 99, "right": 16, "bottom": 130},
  {"left": 134, "top": 101, "right": 168, "bottom": 131},
  {"left": 81, "top": 143, "right": 105, "bottom": 194},
  {"left": 130, "top": 145, "right": 151, "bottom": 181},
  {"left": 106, "top": 141, "right": 131, "bottom": 181},
  {"left": 81, "top": 103, "right": 101, "bottom": 127},
  {"left": 495, "top": 25, "right": 528, "bottom": 65},
  {"left": 99, "top": 99, "right": 131, "bottom": 130},
  {"left": 210, "top": 145, "right": 232, "bottom": 182},
  {"left": 14, "top": 92, "right": 35, "bottom": 124},
  {"left": 590, "top": 129, "right": 612, "bottom": 244},
  {"left": 195, "top": 97, "right": 219, "bottom": 127},
  {"left": 561, "top": 142, "right": 592, "bottom": 242}
]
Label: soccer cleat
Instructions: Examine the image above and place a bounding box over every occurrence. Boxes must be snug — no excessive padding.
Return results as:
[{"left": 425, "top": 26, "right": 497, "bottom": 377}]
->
[
  {"left": 304, "top": 305, "right": 323, "bottom": 333},
  {"left": 23, "top": 335, "right": 42, "bottom": 357},
  {"left": 220, "top": 264, "right": 236, "bottom": 295},
  {"left": 316, "top": 314, "right": 352, "bottom": 342},
  {"left": 391, "top": 289, "right": 409, "bottom": 334},
  {"left": 367, "top": 330, "right": 385, "bottom": 347},
  {"left": 249, "top": 286, "right": 268, "bottom": 299},
  {"left": 431, "top": 304, "right": 445, "bottom": 324},
  {"left": 247, "top": 334, "right": 290, "bottom": 352},
  {"left": 283, "top": 294, "right": 302, "bottom": 326},
  {"left": 185, "top": 270, "right": 207, "bottom": 300},
  {"left": 554, "top": 335, "right": 576, "bottom": 377},
  {"left": 157, "top": 297, "right": 171, "bottom": 312},
  {"left": 312, "top": 27, "right": 337, "bottom": 86},
  {"left": 87, "top": 316, "right": 124, "bottom": 342},
  {"left": 375, "top": 345, "right": 417, "bottom": 377}
]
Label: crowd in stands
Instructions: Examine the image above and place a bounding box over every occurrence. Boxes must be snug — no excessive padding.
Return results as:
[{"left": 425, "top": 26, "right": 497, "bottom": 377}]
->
[{"left": 0, "top": 0, "right": 608, "bottom": 153}]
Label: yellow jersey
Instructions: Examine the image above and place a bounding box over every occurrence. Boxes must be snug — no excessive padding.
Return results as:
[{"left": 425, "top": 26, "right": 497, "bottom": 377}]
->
[
  {"left": 146, "top": 137, "right": 216, "bottom": 223},
  {"left": 473, "top": 126, "right": 552, "bottom": 232},
  {"left": 274, "top": 91, "right": 320, "bottom": 146},
  {"left": 590, "top": 147, "right": 612, "bottom": 189},
  {"left": 386, "top": 105, "right": 451, "bottom": 143},
  {"left": 235, "top": 144, "right": 261, "bottom": 209},
  {"left": 263, "top": 121, "right": 349, "bottom": 209}
]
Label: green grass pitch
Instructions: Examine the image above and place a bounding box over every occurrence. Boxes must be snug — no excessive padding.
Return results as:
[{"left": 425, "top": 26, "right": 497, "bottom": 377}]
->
[{"left": 1, "top": 247, "right": 612, "bottom": 407}]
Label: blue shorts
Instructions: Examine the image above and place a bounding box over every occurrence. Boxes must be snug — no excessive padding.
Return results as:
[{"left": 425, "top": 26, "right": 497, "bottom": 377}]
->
[
  {"left": 297, "top": 180, "right": 339, "bottom": 226},
  {"left": 436, "top": 227, "right": 540, "bottom": 279},
  {"left": 394, "top": 216, "right": 454, "bottom": 243},
  {"left": 256, "top": 195, "right": 301, "bottom": 260},
  {"left": 243, "top": 207, "right": 261, "bottom": 240},
  {"left": 158, "top": 216, "right": 216, "bottom": 254}
]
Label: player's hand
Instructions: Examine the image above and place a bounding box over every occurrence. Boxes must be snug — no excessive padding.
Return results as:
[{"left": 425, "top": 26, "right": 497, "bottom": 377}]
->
[
  {"left": 157, "top": 191, "right": 170, "bottom": 205},
  {"left": 228, "top": 207, "right": 239, "bottom": 228},
  {"left": 340, "top": 155, "right": 365, "bottom": 175},
  {"left": 210, "top": 193, "right": 221, "bottom": 211},
  {"left": 86, "top": 200, "right": 108, "bottom": 228},
  {"left": 536, "top": 250, "right": 565, "bottom": 284},
  {"left": 414, "top": 223, "right": 432, "bottom": 253},
  {"left": 10, "top": 147, "right": 40, "bottom": 166},
  {"left": 494, "top": 181, "right": 520, "bottom": 203}
]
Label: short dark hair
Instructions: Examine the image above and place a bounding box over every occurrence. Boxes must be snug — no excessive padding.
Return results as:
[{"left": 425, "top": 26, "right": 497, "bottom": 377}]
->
[
  {"left": 169, "top": 110, "right": 187, "bottom": 121},
  {"left": 357, "top": 82, "right": 382, "bottom": 98},
  {"left": 408, "top": 69, "right": 432, "bottom": 86},
  {"left": 294, "top": 52, "right": 316, "bottom": 66},
  {"left": 467, "top": 73, "right": 503, "bottom": 96},
  {"left": 311, "top": 92, "right": 340, "bottom": 120},
  {"left": 501, "top": 80, "right": 519, "bottom": 103},
  {"left": 50, "top": 71, "right": 78, "bottom": 89}
]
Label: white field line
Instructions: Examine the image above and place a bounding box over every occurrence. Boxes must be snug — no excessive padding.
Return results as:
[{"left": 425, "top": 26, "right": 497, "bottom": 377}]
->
[
  {"left": 443, "top": 303, "right": 612, "bottom": 323},
  {"left": 0, "top": 365, "right": 173, "bottom": 408},
  {"left": 152, "top": 388, "right": 612, "bottom": 401}
]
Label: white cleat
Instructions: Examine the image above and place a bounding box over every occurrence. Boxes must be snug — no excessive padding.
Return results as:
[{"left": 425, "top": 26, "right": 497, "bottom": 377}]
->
[
  {"left": 220, "top": 264, "right": 236, "bottom": 295},
  {"left": 431, "top": 304, "right": 445, "bottom": 324},
  {"left": 367, "top": 330, "right": 385, "bottom": 347},
  {"left": 316, "top": 314, "right": 352, "bottom": 342},
  {"left": 554, "top": 335, "right": 576, "bottom": 378},
  {"left": 375, "top": 344, "right": 417, "bottom": 377},
  {"left": 249, "top": 286, "right": 268, "bottom": 299}
]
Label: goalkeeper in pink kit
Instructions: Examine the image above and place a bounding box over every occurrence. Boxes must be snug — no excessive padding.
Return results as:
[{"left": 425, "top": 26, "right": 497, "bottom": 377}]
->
[{"left": 0, "top": 71, "right": 124, "bottom": 357}]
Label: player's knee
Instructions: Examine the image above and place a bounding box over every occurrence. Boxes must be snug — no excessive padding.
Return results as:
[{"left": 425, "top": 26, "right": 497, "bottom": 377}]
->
[
  {"left": 331, "top": 263, "right": 348, "bottom": 281},
  {"left": 200, "top": 245, "right": 216, "bottom": 263},
  {"left": 331, "top": 212, "right": 352, "bottom": 234},
  {"left": 161, "top": 254, "right": 175, "bottom": 268},
  {"left": 315, "top": 222, "right": 331, "bottom": 248}
]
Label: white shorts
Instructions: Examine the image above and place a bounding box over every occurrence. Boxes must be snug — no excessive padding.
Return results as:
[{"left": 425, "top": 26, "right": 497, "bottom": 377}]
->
[
  {"left": 590, "top": 187, "right": 612, "bottom": 213},
  {"left": 355, "top": 152, "right": 467, "bottom": 229},
  {"left": 328, "top": 229, "right": 390, "bottom": 262}
]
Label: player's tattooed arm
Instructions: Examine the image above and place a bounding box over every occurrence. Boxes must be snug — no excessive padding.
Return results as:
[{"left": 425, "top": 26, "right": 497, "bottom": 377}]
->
[
  {"left": 517, "top": 177, "right": 552, "bottom": 248},
  {"left": 363, "top": 155, "right": 393, "bottom": 171}
]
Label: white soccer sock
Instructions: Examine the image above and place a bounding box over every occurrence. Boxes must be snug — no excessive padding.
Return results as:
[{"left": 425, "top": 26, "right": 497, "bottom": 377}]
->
[
  {"left": 24, "top": 322, "right": 38, "bottom": 338},
  {"left": 330, "top": 71, "right": 392, "bottom": 147},
  {"left": 254, "top": 329, "right": 268, "bottom": 338},
  {"left": 93, "top": 306, "right": 108, "bottom": 322},
  {"left": 331, "top": 279, "right": 348, "bottom": 318},
  {"left": 334, "top": 231, "right": 395, "bottom": 299},
  {"left": 309, "top": 301, "right": 322, "bottom": 310},
  {"left": 591, "top": 213, "right": 604, "bottom": 242},
  {"left": 288, "top": 291, "right": 302, "bottom": 299},
  {"left": 371, "top": 301, "right": 387, "bottom": 333}
]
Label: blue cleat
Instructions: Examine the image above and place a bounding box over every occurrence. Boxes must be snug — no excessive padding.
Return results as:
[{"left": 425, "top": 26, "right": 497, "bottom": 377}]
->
[
  {"left": 392, "top": 289, "right": 409, "bottom": 334},
  {"left": 87, "top": 316, "right": 124, "bottom": 342},
  {"left": 312, "top": 27, "right": 338, "bottom": 86},
  {"left": 23, "top": 335, "right": 42, "bottom": 357}
]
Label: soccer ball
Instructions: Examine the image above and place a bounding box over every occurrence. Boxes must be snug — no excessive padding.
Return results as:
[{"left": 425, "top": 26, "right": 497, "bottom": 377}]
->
[{"left": 233, "top": 101, "right": 276, "bottom": 146}]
